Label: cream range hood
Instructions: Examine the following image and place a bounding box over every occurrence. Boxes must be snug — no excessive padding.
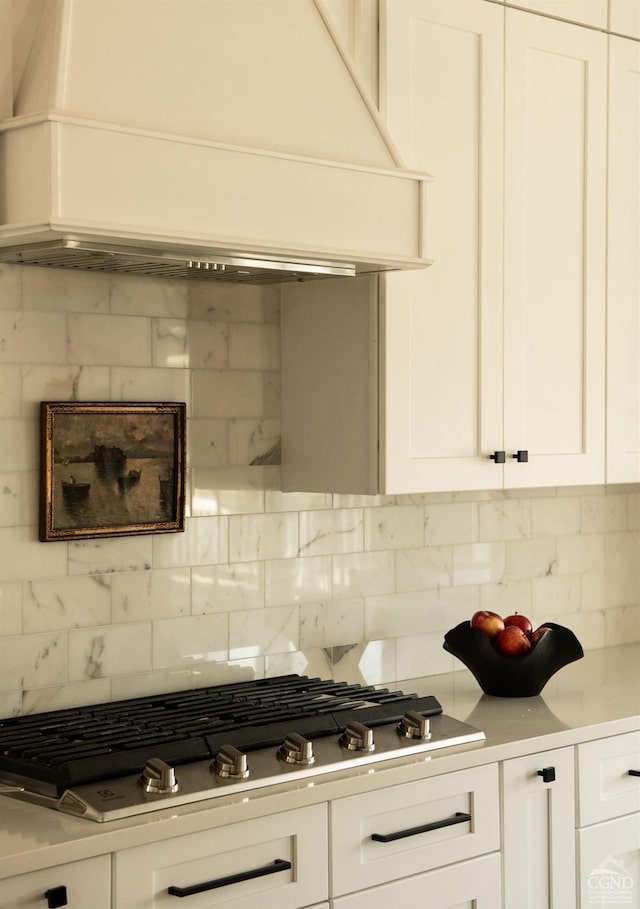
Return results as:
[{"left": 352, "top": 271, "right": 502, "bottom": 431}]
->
[{"left": 0, "top": 0, "right": 431, "bottom": 283}]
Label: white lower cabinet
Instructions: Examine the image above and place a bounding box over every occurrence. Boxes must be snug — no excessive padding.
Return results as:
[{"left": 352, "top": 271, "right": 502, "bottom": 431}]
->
[
  {"left": 330, "top": 764, "right": 500, "bottom": 900},
  {"left": 501, "top": 746, "right": 576, "bottom": 908},
  {"left": 330, "top": 852, "right": 502, "bottom": 909},
  {"left": 577, "top": 732, "right": 640, "bottom": 908},
  {"left": 112, "top": 803, "right": 328, "bottom": 909},
  {"left": 0, "top": 854, "right": 110, "bottom": 909}
]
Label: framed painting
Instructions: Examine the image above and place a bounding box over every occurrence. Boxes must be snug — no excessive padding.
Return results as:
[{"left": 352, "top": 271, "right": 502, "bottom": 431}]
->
[{"left": 40, "top": 402, "right": 186, "bottom": 542}]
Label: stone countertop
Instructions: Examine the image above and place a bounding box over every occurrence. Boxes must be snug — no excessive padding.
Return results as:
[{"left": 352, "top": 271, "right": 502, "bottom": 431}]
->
[{"left": 0, "top": 642, "right": 637, "bottom": 881}]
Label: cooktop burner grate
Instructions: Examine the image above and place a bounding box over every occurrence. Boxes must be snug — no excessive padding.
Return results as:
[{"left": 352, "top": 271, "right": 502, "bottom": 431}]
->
[{"left": 0, "top": 675, "right": 440, "bottom": 795}]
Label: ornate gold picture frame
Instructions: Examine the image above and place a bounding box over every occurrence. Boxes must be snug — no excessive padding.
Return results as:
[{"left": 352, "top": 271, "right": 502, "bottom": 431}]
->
[{"left": 40, "top": 402, "right": 186, "bottom": 542}]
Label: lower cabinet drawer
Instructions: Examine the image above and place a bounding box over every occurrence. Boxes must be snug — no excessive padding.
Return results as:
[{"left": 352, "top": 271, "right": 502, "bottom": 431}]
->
[
  {"left": 577, "top": 731, "right": 640, "bottom": 825},
  {"left": 0, "top": 854, "right": 110, "bottom": 909},
  {"left": 330, "top": 763, "right": 500, "bottom": 896},
  {"left": 113, "top": 803, "right": 328, "bottom": 909},
  {"left": 330, "top": 852, "right": 502, "bottom": 909}
]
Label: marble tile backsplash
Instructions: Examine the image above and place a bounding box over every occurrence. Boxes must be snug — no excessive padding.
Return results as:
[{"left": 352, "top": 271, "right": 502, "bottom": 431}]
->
[{"left": 0, "top": 262, "right": 638, "bottom": 717}]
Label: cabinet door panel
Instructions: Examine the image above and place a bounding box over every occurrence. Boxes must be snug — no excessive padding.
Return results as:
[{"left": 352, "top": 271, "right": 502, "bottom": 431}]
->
[
  {"left": 381, "top": 0, "right": 504, "bottom": 493},
  {"left": 606, "top": 36, "right": 640, "bottom": 482},
  {"left": 610, "top": 0, "right": 640, "bottom": 39},
  {"left": 578, "top": 814, "right": 640, "bottom": 908},
  {"left": 502, "top": 747, "right": 576, "bottom": 909},
  {"left": 503, "top": 10, "right": 606, "bottom": 488}
]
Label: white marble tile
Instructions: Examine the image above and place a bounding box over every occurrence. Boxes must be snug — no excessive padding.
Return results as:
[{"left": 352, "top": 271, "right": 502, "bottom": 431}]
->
[
  {"left": 189, "top": 283, "right": 266, "bottom": 322},
  {"left": 395, "top": 632, "right": 456, "bottom": 680},
  {"left": 22, "top": 679, "right": 112, "bottom": 715},
  {"left": 192, "top": 657, "right": 265, "bottom": 687},
  {"left": 187, "top": 320, "right": 228, "bottom": 369},
  {"left": 332, "top": 493, "right": 395, "bottom": 509},
  {"left": 0, "top": 311, "right": 67, "bottom": 364},
  {"left": 68, "top": 623, "right": 152, "bottom": 680},
  {"left": 0, "top": 366, "right": 22, "bottom": 416},
  {"left": 0, "top": 526, "right": 67, "bottom": 581},
  {"left": 68, "top": 313, "right": 151, "bottom": 366},
  {"left": 152, "top": 318, "right": 188, "bottom": 368},
  {"left": 628, "top": 493, "right": 640, "bottom": 531},
  {"left": 192, "top": 369, "right": 264, "bottom": 418},
  {"left": 332, "top": 550, "right": 395, "bottom": 599},
  {"left": 22, "top": 266, "right": 109, "bottom": 312},
  {"left": 531, "top": 496, "right": 581, "bottom": 538},
  {"left": 22, "top": 364, "right": 110, "bottom": 406},
  {"left": 111, "top": 567, "right": 191, "bottom": 622},
  {"left": 265, "top": 556, "right": 331, "bottom": 607},
  {"left": 190, "top": 469, "right": 265, "bottom": 516},
  {"left": 189, "top": 419, "right": 229, "bottom": 469},
  {"left": 0, "top": 631, "right": 67, "bottom": 691},
  {"left": 229, "top": 606, "right": 298, "bottom": 658},
  {"left": 0, "top": 473, "right": 23, "bottom": 527},
  {"left": 110, "top": 366, "right": 191, "bottom": 403},
  {"left": 263, "top": 371, "right": 281, "bottom": 419},
  {"left": 545, "top": 608, "right": 605, "bottom": 651},
  {"left": 557, "top": 533, "right": 605, "bottom": 575},
  {"left": 365, "top": 590, "right": 441, "bottom": 638},
  {"left": 111, "top": 670, "right": 193, "bottom": 700},
  {"left": 152, "top": 517, "right": 228, "bottom": 567},
  {"left": 424, "top": 502, "right": 478, "bottom": 545},
  {"left": 326, "top": 639, "right": 397, "bottom": 686},
  {"left": 453, "top": 542, "right": 505, "bottom": 586},
  {"left": 582, "top": 494, "right": 628, "bottom": 533},
  {"left": 229, "top": 418, "right": 280, "bottom": 466},
  {"left": 0, "top": 692, "right": 22, "bottom": 717},
  {"left": 478, "top": 499, "right": 531, "bottom": 541},
  {"left": 110, "top": 274, "right": 189, "bottom": 318},
  {"left": 505, "top": 538, "right": 558, "bottom": 580},
  {"left": 23, "top": 575, "right": 112, "bottom": 632},
  {"left": 0, "top": 419, "right": 37, "bottom": 472},
  {"left": 265, "top": 649, "right": 330, "bottom": 680},
  {"left": 68, "top": 537, "right": 152, "bottom": 575},
  {"left": 229, "top": 512, "right": 298, "bottom": 562},
  {"left": 605, "top": 532, "right": 640, "bottom": 607},
  {"left": 266, "top": 491, "right": 331, "bottom": 513},
  {"left": 604, "top": 604, "right": 640, "bottom": 646},
  {"left": 299, "top": 598, "right": 364, "bottom": 648},
  {"left": 192, "top": 562, "right": 264, "bottom": 614},
  {"left": 395, "top": 547, "right": 452, "bottom": 593},
  {"left": 479, "top": 579, "right": 532, "bottom": 617},
  {"left": 0, "top": 264, "right": 22, "bottom": 310},
  {"left": 0, "top": 582, "right": 22, "bottom": 637},
  {"left": 364, "top": 504, "right": 424, "bottom": 551},
  {"left": 152, "top": 614, "right": 228, "bottom": 668},
  {"left": 530, "top": 574, "right": 581, "bottom": 619},
  {"left": 299, "top": 508, "right": 363, "bottom": 557},
  {"left": 228, "top": 323, "right": 280, "bottom": 371}
]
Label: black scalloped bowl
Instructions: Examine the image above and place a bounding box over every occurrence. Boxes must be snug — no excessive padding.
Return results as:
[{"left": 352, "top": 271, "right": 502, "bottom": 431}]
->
[{"left": 443, "top": 621, "right": 584, "bottom": 697}]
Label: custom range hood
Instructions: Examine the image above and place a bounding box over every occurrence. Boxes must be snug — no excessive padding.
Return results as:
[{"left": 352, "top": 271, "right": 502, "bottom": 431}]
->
[{"left": 0, "top": 0, "right": 430, "bottom": 283}]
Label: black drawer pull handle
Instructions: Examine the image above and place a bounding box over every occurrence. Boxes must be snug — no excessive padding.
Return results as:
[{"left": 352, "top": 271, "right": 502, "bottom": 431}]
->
[
  {"left": 168, "top": 859, "right": 292, "bottom": 898},
  {"left": 44, "top": 886, "right": 68, "bottom": 909},
  {"left": 512, "top": 449, "right": 529, "bottom": 462},
  {"left": 629, "top": 769, "right": 640, "bottom": 777},
  {"left": 490, "top": 450, "right": 506, "bottom": 463},
  {"left": 371, "top": 811, "right": 472, "bottom": 843},
  {"left": 537, "top": 767, "right": 556, "bottom": 783}
]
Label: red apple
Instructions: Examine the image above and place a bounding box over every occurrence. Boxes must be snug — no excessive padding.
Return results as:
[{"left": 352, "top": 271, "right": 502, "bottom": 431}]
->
[
  {"left": 471, "top": 610, "right": 505, "bottom": 639},
  {"left": 503, "top": 612, "right": 533, "bottom": 637},
  {"left": 530, "top": 626, "right": 552, "bottom": 646},
  {"left": 495, "top": 625, "right": 532, "bottom": 656}
]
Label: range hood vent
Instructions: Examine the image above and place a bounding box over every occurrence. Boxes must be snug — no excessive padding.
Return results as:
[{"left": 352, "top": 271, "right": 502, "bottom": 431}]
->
[{"left": 0, "top": 0, "right": 430, "bottom": 283}]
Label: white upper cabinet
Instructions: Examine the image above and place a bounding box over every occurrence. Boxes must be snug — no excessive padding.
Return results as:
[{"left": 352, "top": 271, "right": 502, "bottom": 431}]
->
[
  {"left": 606, "top": 36, "right": 640, "bottom": 483},
  {"left": 502, "top": 10, "right": 607, "bottom": 488},
  {"left": 610, "top": 0, "right": 640, "bottom": 38},
  {"left": 281, "top": 0, "right": 608, "bottom": 495},
  {"left": 504, "top": 0, "right": 607, "bottom": 28}
]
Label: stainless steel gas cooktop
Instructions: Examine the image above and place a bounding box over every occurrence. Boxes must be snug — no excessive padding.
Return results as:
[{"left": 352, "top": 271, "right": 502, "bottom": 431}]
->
[{"left": 0, "top": 675, "right": 484, "bottom": 822}]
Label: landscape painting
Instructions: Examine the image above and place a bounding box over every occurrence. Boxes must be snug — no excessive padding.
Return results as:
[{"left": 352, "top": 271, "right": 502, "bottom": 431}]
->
[{"left": 40, "top": 402, "right": 186, "bottom": 541}]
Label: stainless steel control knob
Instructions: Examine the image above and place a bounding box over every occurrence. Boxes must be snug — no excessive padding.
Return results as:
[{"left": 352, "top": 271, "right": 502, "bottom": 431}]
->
[
  {"left": 398, "top": 710, "right": 432, "bottom": 740},
  {"left": 278, "top": 732, "right": 315, "bottom": 765},
  {"left": 212, "top": 744, "right": 250, "bottom": 779},
  {"left": 340, "top": 721, "right": 375, "bottom": 752},
  {"left": 140, "top": 757, "right": 179, "bottom": 794}
]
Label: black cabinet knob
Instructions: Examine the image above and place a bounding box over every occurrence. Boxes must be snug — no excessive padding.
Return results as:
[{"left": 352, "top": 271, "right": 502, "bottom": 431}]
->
[
  {"left": 512, "top": 450, "right": 529, "bottom": 462},
  {"left": 537, "top": 767, "right": 556, "bottom": 783},
  {"left": 629, "top": 769, "right": 640, "bottom": 777},
  {"left": 44, "top": 886, "right": 68, "bottom": 909},
  {"left": 490, "top": 450, "right": 506, "bottom": 463}
]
